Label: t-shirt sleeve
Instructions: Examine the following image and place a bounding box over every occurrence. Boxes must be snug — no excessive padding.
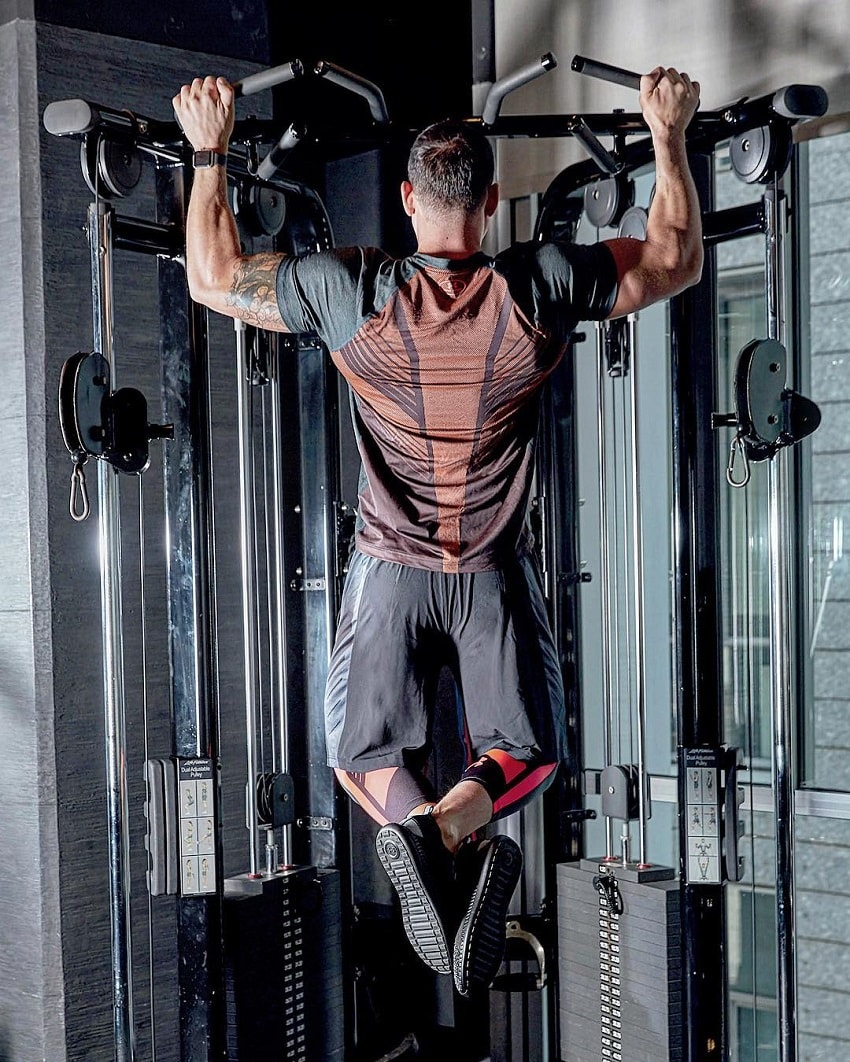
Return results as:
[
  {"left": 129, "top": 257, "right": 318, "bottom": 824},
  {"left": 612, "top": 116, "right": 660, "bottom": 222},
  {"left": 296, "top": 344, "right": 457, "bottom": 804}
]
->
[
  {"left": 275, "top": 246, "right": 379, "bottom": 349},
  {"left": 496, "top": 239, "right": 619, "bottom": 340},
  {"left": 535, "top": 240, "right": 619, "bottom": 324}
]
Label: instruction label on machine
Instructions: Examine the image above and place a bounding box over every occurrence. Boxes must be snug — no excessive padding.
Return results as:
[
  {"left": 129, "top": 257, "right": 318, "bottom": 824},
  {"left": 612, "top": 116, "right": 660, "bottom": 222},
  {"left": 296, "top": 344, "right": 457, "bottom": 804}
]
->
[
  {"left": 178, "top": 758, "right": 217, "bottom": 895},
  {"left": 685, "top": 748, "right": 722, "bottom": 884}
]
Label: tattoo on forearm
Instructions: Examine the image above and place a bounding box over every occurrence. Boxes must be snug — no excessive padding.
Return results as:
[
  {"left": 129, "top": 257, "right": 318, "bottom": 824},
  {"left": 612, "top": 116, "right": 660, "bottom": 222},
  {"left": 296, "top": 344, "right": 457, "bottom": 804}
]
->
[{"left": 225, "top": 253, "right": 283, "bottom": 328}]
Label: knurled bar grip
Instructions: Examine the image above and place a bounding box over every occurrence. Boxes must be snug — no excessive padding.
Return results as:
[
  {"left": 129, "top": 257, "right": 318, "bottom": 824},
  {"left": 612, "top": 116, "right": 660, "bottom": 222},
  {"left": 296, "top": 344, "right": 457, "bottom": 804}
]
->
[
  {"left": 571, "top": 55, "right": 642, "bottom": 91},
  {"left": 233, "top": 59, "right": 305, "bottom": 98}
]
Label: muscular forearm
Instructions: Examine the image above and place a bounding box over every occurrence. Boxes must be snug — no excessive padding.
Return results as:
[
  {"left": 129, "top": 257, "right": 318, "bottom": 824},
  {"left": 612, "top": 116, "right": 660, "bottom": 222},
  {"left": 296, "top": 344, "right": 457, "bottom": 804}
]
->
[
  {"left": 645, "top": 129, "right": 703, "bottom": 285},
  {"left": 185, "top": 169, "right": 288, "bottom": 330},
  {"left": 185, "top": 166, "right": 242, "bottom": 310}
]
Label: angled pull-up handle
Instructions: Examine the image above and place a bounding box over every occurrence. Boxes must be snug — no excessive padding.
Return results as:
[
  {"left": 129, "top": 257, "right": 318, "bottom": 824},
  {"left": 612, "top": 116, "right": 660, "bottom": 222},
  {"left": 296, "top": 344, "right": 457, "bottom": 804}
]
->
[
  {"left": 571, "top": 55, "right": 641, "bottom": 92},
  {"left": 481, "top": 52, "right": 557, "bottom": 126},
  {"left": 257, "top": 123, "right": 305, "bottom": 182},
  {"left": 569, "top": 116, "right": 621, "bottom": 175},
  {"left": 314, "top": 60, "right": 390, "bottom": 124},
  {"left": 232, "top": 59, "right": 305, "bottom": 98}
]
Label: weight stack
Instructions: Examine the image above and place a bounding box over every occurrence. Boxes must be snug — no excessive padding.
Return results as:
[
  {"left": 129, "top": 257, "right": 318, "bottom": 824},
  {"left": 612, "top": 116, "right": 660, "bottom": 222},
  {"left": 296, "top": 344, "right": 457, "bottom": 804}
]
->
[
  {"left": 223, "top": 865, "right": 345, "bottom": 1061},
  {"left": 557, "top": 860, "right": 682, "bottom": 1062}
]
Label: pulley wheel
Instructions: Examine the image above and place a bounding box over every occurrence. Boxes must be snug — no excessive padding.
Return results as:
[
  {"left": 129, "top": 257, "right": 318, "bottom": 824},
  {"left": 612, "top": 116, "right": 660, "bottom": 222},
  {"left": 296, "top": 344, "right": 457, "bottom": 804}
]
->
[
  {"left": 729, "top": 123, "right": 792, "bottom": 184},
  {"left": 80, "top": 136, "right": 110, "bottom": 198},
  {"left": 242, "top": 184, "right": 287, "bottom": 238},
  {"left": 583, "top": 174, "right": 632, "bottom": 229},
  {"left": 58, "top": 351, "right": 109, "bottom": 458},
  {"left": 617, "top": 205, "right": 648, "bottom": 240},
  {"left": 97, "top": 138, "right": 143, "bottom": 198}
]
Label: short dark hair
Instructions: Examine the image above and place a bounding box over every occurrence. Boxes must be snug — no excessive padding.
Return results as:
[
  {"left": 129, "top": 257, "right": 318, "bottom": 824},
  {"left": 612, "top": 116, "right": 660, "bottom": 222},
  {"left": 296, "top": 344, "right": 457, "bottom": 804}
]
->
[{"left": 407, "top": 119, "right": 495, "bottom": 214}]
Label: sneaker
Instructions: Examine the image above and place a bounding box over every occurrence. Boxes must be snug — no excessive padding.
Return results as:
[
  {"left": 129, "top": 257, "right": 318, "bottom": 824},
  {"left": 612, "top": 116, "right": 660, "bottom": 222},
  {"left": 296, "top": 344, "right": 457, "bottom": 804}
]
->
[
  {"left": 375, "top": 814, "right": 454, "bottom": 975},
  {"left": 452, "top": 834, "right": 522, "bottom": 996}
]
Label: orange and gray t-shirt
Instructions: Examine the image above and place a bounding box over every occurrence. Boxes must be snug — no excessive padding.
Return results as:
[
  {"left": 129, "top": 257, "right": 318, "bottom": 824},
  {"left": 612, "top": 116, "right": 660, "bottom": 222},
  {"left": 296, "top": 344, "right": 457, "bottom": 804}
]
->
[{"left": 275, "top": 241, "right": 618, "bottom": 574}]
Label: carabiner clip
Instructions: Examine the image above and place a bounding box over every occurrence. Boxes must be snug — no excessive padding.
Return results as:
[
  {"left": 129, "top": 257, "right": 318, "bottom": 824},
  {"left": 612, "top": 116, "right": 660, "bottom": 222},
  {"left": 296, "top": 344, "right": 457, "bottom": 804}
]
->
[
  {"left": 726, "top": 434, "right": 751, "bottom": 489},
  {"left": 69, "top": 453, "right": 91, "bottom": 521}
]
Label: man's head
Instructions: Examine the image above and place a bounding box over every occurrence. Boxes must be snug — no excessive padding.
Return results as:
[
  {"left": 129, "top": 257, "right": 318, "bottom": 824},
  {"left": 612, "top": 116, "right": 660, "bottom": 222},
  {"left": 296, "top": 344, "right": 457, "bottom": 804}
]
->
[{"left": 406, "top": 119, "right": 495, "bottom": 216}]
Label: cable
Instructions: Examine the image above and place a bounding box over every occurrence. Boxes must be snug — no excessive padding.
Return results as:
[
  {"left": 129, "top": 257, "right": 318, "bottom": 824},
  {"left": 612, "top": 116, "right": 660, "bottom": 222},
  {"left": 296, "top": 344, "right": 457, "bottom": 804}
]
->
[{"left": 137, "top": 475, "right": 158, "bottom": 1062}]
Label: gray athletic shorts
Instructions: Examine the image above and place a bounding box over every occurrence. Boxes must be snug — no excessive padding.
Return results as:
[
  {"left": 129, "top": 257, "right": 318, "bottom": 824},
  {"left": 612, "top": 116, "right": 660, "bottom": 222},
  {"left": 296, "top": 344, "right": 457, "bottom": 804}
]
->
[{"left": 324, "top": 550, "right": 567, "bottom": 772}]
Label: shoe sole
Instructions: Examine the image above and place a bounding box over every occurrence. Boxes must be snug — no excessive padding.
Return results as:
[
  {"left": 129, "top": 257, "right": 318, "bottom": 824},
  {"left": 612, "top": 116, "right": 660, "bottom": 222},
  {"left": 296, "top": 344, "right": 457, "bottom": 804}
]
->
[
  {"left": 453, "top": 835, "right": 522, "bottom": 995},
  {"left": 376, "top": 823, "right": 452, "bottom": 975}
]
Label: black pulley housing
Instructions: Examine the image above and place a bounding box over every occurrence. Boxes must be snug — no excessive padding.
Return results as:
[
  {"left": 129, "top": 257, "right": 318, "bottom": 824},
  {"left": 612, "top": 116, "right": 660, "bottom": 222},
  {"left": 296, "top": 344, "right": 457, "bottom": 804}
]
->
[
  {"left": 58, "top": 350, "right": 173, "bottom": 475},
  {"left": 727, "top": 337, "right": 821, "bottom": 460}
]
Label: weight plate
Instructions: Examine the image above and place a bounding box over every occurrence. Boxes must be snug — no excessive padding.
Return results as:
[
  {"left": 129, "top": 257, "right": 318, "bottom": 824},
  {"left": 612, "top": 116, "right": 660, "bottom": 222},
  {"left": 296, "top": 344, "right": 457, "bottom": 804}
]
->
[{"left": 617, "top": 205, "right": 648, "bottom": 240}]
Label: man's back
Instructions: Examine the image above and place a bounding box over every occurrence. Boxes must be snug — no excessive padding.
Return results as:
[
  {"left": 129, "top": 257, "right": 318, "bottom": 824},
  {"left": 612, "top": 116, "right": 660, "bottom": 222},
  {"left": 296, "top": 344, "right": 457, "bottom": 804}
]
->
[{"left": 275, "top": 242, "right": 617, "bottom": 572}]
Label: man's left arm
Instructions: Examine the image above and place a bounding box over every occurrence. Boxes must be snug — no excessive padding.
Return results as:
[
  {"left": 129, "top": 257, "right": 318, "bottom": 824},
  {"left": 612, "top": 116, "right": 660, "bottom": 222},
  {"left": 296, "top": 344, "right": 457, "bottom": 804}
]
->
[{"left": 603, "top": 66, "right": 704, "bottom": 319}]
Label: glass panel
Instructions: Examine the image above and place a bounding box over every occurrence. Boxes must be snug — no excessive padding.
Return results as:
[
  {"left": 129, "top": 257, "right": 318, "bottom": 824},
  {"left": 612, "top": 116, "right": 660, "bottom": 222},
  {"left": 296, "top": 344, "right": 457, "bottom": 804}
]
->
[
  {"left": 717, "top": 274, "right": 772, "bottom": 779},
  {"left": 572, "top": 168, "right": 678, "bottom": 864},
  {"left": 728, "top": 810, "right": 778, "bottom": 1062},
  {"left": 800, "top": 130, "right": 850, "bottom": 793},
  {"left": 715, "top": 148, "right": 773, "bottom": 783}
]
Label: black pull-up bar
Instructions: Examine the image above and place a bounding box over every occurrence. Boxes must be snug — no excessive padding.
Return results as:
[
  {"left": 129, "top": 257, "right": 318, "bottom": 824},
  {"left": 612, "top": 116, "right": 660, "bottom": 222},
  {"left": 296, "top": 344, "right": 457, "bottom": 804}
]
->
[
  {"left": 571, "top": 55, "right": 641, "bottom": 91},
  {"left": 571, "top": 53, "right": 828, "bottom": 126},
  {"left": 232, "top": 59, "right": 304, "bottom": 99}
]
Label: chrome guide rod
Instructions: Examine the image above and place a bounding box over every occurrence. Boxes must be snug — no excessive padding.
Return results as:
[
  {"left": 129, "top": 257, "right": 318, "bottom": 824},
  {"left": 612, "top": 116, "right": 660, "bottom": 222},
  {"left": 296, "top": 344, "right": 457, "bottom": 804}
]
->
[
  {"left": 235, "top": 319, "right": 261, "bottom": 876},
  {"left": 269, "top": 343, "right": 293, "bottom": 865},
  {"left": 627, "top": 313, "right": 649, "bottom": 867},
  {"left": 595, "top": 322, "right": 615, "bottom": 860},
  {"left": 765, "top": 179, "right": 798, "bottom": 1062},
  {"left": 89, "top": 200, "right": 135, "bottom": 1061}
]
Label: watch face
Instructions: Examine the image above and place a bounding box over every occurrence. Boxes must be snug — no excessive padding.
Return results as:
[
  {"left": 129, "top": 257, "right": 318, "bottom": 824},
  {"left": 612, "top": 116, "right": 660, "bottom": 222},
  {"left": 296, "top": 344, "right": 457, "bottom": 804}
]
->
[{"left": 193, "top": 151, "right": 225, "bottom": 168}]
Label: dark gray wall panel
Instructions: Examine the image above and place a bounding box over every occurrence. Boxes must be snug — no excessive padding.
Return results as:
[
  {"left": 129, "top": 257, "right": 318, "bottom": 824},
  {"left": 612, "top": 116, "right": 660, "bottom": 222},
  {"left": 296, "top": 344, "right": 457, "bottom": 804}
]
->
[
  {"left": 0, "top": 17, "right": 64, "bottom": 1062},
  {"left": 0, "top": 0, "right": 270, "bottom": 63},
  {"left": 0, "top": 17, "right": 271, "bottom": 1061}
]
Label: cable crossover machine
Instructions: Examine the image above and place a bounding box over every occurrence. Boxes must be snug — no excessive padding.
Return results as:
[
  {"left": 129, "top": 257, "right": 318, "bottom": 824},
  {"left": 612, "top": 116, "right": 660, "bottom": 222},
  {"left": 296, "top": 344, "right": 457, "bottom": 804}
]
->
[{"left": 43, "top": 47, "right": 826, "bottom": 1062}]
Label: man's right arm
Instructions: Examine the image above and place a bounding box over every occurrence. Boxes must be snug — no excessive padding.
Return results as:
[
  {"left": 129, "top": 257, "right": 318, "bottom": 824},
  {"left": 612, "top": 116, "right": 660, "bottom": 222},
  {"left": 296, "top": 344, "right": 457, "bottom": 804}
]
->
[
  {"left": 174, "top": 76, "right": 290, "bottom": 332},
  {"left": 602, "top": 66, "right": 703, "bottom": 319}
]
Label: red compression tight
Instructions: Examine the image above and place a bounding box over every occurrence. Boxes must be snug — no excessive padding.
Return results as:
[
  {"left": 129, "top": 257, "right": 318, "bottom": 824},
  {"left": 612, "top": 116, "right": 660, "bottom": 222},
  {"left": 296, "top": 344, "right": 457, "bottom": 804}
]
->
[{"left": 334, "top": 749, "right": 558, "bottom": 828}]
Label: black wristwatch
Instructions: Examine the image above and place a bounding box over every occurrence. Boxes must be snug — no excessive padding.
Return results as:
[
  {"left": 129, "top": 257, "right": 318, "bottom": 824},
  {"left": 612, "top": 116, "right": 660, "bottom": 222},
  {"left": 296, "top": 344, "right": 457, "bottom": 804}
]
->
[{"left": 192, "top": 150, "right": 227, "bottom": 169}]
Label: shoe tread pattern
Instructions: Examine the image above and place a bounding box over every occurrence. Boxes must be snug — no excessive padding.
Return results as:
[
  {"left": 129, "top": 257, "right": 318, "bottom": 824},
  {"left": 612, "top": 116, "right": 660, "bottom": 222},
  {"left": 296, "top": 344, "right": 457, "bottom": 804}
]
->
[{"left": 376, "top": 824, "right": 452, "bottom": 976}]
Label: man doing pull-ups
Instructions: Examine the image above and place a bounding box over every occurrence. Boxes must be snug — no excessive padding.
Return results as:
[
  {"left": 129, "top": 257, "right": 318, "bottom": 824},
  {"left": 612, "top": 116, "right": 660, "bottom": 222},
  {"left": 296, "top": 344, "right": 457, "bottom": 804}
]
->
[{"left": 173, "top": 63, "right": 702, "bottom": 996}]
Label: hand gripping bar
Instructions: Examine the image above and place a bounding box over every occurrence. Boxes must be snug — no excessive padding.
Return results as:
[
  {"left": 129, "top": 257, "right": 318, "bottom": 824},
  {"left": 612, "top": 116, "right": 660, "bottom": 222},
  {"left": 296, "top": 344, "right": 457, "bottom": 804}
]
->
[
  {"left": 571, "top": 54, "right": 828, "bottom": 126},
  {"left": 481, "top": 52, "right": 558, "bottom": 126}
]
